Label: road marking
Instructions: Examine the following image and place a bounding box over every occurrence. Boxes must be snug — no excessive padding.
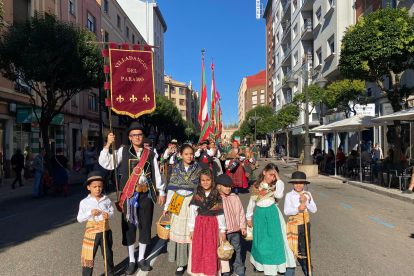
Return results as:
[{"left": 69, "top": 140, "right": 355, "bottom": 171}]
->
[
  {"left": 340, "top": 203, "right": 354, "bottom": 209},
  {"left": 135, "top": 238, "right": 167, "bottom": 276},
  {"left": 39, "top": 202, "right": 53, "bottom": 207},
  {"left": 319, "top": 193, "right": 329, "bottom": 198},
  {"left": 369, "top": 217, "right": 394, "bottom": 228},
  {"left": 0, "top": 214, "right": 18, "bottom": 221}
]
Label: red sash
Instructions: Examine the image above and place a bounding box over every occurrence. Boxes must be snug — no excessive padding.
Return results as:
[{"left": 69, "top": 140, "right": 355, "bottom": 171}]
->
[{"left": 115, "top": 148, "right": 150, "bottom": 212}]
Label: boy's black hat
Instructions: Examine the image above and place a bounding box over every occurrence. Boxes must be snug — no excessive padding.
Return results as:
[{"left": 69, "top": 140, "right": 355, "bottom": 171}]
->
[
  {"left": 288, "top": 171, "right": 310, "bottom": 184},
  {"left": 200, "top": 139, "right": 209, "bottom": 145},
  {"left": 216, "top": 174, "right": 234, "bottom": 186},
  {"left": 126, "top": 122, "right": 145, "bottom": 136},
  {"left": 83, "top": 171, "right": 107, "bottom": 187}
]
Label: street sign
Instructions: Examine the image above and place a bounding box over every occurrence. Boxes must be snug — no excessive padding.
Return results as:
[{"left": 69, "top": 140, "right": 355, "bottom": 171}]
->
[
  {"left": 256, "top": 0, "right": 261, "bottom": 19},
  {"left": 352, "top": 104, "right": 375, "bottom": 116}
]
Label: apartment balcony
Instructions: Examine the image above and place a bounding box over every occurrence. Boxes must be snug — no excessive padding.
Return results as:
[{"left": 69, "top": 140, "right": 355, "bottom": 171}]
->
[
  {"left": 281, "top": 20, "right": 292, "bottom": 43},
  {"left": 282, "top": 70, "right": 292, "bottom": 87},
  {"left": 302, "top": 48, "right": 313, "bottom": 65},
  {"left": 301, "top": 19, "right": 313, "bottom": 40},
  {"left": 281, "top": 44, "right": 292, "bottom": 66},
  {"left": 281, "top": 0, "right": 291, "bottom": 21},
  {"left": 301, "top": 0, "right": 312, "bottom": 12}
]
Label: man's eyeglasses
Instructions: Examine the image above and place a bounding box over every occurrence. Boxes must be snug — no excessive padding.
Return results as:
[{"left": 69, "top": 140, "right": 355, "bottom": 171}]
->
[{"left": 130, "top": 134, "right": 144, "bottom": 139}]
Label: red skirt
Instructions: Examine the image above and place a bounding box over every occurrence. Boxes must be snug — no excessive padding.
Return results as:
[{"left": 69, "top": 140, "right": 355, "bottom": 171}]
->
[
  {"left": 191, "top": 215, "right": 220, "bottom": 275},
  {"left": 227, "top": 163, "right": 248, "bottom": 188}
]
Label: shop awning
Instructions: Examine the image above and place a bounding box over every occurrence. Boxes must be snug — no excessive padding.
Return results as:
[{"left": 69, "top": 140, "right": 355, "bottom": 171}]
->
[{"left": 17, "top": 107, "right": 64, "bottom": 125}]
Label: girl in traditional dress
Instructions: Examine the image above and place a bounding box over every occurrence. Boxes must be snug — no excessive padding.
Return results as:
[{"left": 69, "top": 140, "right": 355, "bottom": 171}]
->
[
  {"left": 163, "top": 144, "right": 201, "bottom": 276},
  {"left": 188, "top": 168, "right": 227, "bottom": 276},
  {"left": 246, "top": 163, "right": 296, "bottom": 275},
  {"left": 225, "top": 140, "right": 248, "bottom": 194}
]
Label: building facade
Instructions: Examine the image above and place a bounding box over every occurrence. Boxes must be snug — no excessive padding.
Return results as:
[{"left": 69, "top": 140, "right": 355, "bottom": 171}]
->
[
  {"left": 164, "top": 75, "right": 200, "bottom": 130},
  {"left": 238, "top": 77, "right": 247, "bottom": 126},
  {"left": 221, "top": 128, "right": 239, "bottom": 144},
  {"left": 118, "top": 0, "right": 167, "bottom": 96},
  {"left": 264, "top": 1, "right": 275, "bottom": 108},
  {"left": 246, "top": 70, "right": 267, "bottom": 112}
]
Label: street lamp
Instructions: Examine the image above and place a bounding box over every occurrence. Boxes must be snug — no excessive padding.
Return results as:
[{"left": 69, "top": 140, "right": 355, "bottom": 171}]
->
[
  {"left": 285, "top": 52, "right": 327, "bottom": 166},
  {"left": 185, "top": 127, "right": 194, "bottom": 140},
  {"left": 248, "top": 110, "right": 262, "bottom": 142}
]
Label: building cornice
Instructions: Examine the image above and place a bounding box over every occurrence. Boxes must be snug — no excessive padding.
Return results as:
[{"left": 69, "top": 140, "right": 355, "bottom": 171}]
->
[{"left": 154, "top": 5, "right": 167, "bottom": 33}]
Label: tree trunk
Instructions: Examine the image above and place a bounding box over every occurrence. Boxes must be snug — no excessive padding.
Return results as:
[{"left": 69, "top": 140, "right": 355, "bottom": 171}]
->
[
  {"left": 286, "top": 129, "right": 290, "bottom": 164},
  {"left": 393, "top": 120, "right": 402, "bottom": 163},
  {"left": 40, "top": 121, "right": 52, "bottom": 174}
]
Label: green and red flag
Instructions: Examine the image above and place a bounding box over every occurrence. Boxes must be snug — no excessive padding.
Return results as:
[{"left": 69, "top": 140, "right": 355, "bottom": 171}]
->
[{"left": 198, "top": 55, "right": 208, "bottom": 127}]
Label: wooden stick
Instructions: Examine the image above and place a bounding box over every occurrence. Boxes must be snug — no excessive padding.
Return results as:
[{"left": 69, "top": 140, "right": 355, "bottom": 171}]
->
[
  {"left": 302, "top": 192, "right": 312, "bottom": 276},
  {"left": 100, "top": 30, "right": 120, "bottom": 201},
  {"left": 102, "top": 219, "right": 108, "bottom": 276},
  {"left": 87, "top": 41, "right": 160, "bottom": 49}
]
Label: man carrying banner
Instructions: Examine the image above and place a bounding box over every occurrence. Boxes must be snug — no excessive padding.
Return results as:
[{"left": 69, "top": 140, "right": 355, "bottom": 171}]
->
[{"left": 99, "top": 122, "right": 166, "bottom": 274}]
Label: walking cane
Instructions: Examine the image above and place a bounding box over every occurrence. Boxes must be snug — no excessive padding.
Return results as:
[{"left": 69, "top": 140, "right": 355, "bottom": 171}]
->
[
  {"left": 102, "top": 218, "right": 108, "bottom": 276},
  {"left": 301, "top": 192, "right": 312, "bottom": 276}
]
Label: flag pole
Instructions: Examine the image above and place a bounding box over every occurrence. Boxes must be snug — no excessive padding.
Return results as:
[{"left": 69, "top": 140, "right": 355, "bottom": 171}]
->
[{"left": 101, "top": 30, "right": 120, "bottom": 202}]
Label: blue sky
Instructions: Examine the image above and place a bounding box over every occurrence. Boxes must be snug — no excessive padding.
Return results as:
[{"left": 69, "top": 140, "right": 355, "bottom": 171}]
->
[{"left": 158, "top": 0, "right": 266, "bottom": 125}]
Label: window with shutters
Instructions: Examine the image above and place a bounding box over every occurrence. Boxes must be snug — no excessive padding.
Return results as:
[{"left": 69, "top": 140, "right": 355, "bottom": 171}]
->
[
  {"left": 88, "top": 93, "right": 96, "bottom": 111},
  {"left": 87, "top": 12, "right": 95, "bottom": 33},
  {"left": 70, "top": 0, "right": 75, "bottom": 15}
]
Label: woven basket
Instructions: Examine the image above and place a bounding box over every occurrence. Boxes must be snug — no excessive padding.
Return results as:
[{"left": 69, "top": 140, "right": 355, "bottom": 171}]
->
[
  {"left": 156, "top": 214, "right": 171, "bottom": 240},
  {"left": 217, "top": 240, "right": 234, "bottom": 260},
  {"left": 244, "top": 226, "right": 253, "bottom": 241}
]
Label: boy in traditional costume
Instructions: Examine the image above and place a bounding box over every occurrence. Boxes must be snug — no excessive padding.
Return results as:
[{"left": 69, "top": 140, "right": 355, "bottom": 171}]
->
[
  {"left": 217, "top": 174, "right": 247, "bottom": 276},
  {"left": 77, "top": 171, "right": 114, "bottom": 276},
  {"left": 163, "top": 144, "right": 201, "bottom": 276},
  {"left": 188, "top": 168, "right": 227, "bottom": 276},
  {"left": 284, "top": 171, "right": 317, "bottom": 276},
  {"left": 246, "top": 163, "right": 296, "bottom": 275},
  {"left": 195, "top": 139, "right": 214, "bottom": 170},
  {"left": 225, "top": 140, "right": 248, "bottom": 194},
  {"left": 99, "top": 122, "right": 166, "bottom": 274}
]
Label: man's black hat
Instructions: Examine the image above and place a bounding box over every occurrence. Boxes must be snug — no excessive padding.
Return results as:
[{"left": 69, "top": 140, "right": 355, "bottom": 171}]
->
[
  {"left": 288, "top": 171, "right": 310, "bottom": 184},
  {"left": 126, "top": 122, "right": 145, "bottom": 136},
  {"left": 215, "top": 174, "right": 234, "bottom": 187},
  {"left": 83, "top": 171, "right": 107, "bottom": 187},
  {"left": 200, "top": 139, "right": 209, "bottom": 145},
  {"left": 143, "top": 138, "right": 151, "bottom": 144}
]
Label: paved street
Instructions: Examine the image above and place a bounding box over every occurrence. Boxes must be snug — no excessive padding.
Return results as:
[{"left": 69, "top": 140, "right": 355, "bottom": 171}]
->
[{"left": 0, "top": 159, "right": 413, "bottom": 276}]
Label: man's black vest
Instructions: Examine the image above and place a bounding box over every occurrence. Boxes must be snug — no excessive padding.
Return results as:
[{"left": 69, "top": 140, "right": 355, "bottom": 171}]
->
[
  {"left": 119, "top": 145, "right": 158, "bottom": 202},
  {"left": 196, "top": 149, "right": 213, "bottom": 170}
]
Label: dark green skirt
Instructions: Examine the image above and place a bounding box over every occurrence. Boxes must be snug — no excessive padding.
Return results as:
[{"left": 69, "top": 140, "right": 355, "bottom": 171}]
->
[{"left": 251, "top": 204, "right": 286, "bottom": 265}]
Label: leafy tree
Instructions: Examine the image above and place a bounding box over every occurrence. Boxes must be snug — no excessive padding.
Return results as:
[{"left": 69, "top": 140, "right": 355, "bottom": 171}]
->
[
  {"left": 182, "top": 120, "right": 198, "bottom": 142},
  {"left": 231, "top": 130, "right": 242, "bottom": 142},
  {"left": 0, "top": 0, "right": 4, "bottom": 22},
  {"left": 223, "top": 122, "right": 239, "bottom": 129},
  {"left": 339, "top": 6, "right": 414, "bottom": 162},
  {"left": 0, "top": 12, "right": 104, "bottom": 165},
  {"left": 242, "top": 105, "right": 274, "bottom": 140},
  {"left": 275, "top": 104, "right": 300, "bottom": 163},
  {"left": 323, "top": 79, "right": 369, "bottom": 116},
  {"left": 292, "top": 84, "right": 325, "bottom": 114}
]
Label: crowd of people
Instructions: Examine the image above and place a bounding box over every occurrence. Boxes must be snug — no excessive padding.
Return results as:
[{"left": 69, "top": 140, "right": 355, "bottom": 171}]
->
[{"left": 75, "top": 122, "right": 317, "bottom": 276}]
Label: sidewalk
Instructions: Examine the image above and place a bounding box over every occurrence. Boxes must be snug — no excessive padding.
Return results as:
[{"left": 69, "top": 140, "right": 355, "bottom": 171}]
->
[
  {"left": 0, "top": 171, "right": 87, "bottom": 200},
  {"left": 259, "top": 157, "right": 414, "bottom": 204}
]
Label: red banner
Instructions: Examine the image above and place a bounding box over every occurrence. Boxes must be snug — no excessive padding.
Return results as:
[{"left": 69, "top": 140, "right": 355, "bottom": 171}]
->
[{"left": 109, "top": 49, "right": 156, "bottom": 118}]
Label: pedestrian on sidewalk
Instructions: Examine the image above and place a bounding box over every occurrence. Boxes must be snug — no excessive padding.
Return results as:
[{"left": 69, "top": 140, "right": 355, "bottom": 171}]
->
[
  {"left": 51, "top": 148, "right": 69, "bottom": 197},
  {"left": 217, "top": 174, "right": 247, "bottom": 276},
  {"left": 99, "top": 122, "right": 166, "bottom": 274},
  {"left": 74, "top": 147, "right": 83, "bottom": 173},
  {"left": 246, "top": 163, "right": 296, "bottom": 275},
  {"left": 32, "top": 148, "right": 46, "bottom": 198},
  {"left": 11, "top": 148, "right": 24, "bottom": 189},
  {"left": 284, "top": 171, "right": 317, "bottom": 276},
  {"left": 252, "top": 144, "right": 259, "bottom": 167},
  {"left": 188, "top": 168, "right": 227, "bottom": 276},
  {"left": 162, "top": 144, "right": 201, "bottom": 276},
  {"left": 77, "top": 171, "right": 115, "bottom": 276},
  {"left": 84, "top": 145, "right": 94, "bottom": 174},
  {"left": 24, "top": 146, "right": 34, "bottom": 179}
]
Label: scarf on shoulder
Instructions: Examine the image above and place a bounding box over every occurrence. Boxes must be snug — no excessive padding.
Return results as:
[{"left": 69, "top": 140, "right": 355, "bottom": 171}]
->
[
  {"left": 190, "top": 191, "right": 224, "bottom": 216},
  {"left": 250, "top": 182, "right": 276, "bottom": 203},
  {"left": 168, "top": 162, "right": 201, "bottom": 191}
]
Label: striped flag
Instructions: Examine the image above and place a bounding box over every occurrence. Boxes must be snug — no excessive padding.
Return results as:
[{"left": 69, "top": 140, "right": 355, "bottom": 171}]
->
[{"left": 198, "top": 55, "right": 208, "bottom": 127}]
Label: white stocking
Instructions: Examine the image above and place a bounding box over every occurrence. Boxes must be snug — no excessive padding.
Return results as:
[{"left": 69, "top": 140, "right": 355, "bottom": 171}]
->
[
  {"left": 138, "top": 243, "right": 147, "bottom": 261},
  {"left": 128, "top": 244, "right": 135, "bottom": 263}
]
